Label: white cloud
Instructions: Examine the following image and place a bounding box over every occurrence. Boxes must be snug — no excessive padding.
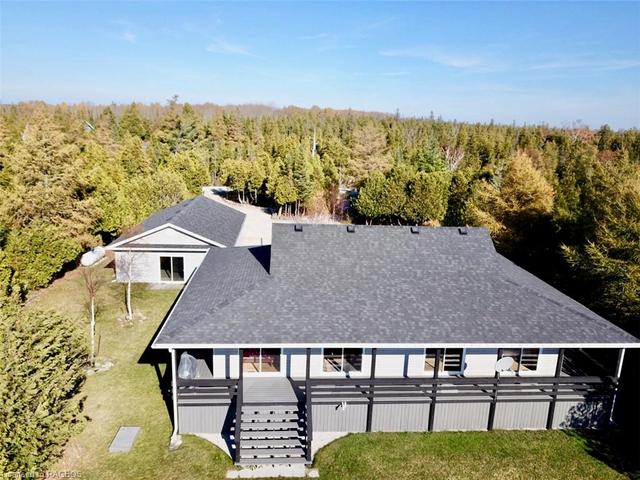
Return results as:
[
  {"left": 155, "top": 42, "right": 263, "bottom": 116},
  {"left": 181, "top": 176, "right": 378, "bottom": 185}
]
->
[
  {"left": 206, "top": 39, "right": 251, "bottom": 56},
  {"left": 529, "top": 58, "right": 640, "bottom": 71},
  {"left": 382, "top": 71, "right": 409, "bottom": 77},
  {"left": 121, "top": 31, "right": 136, "bottom": 44},
  {"left": 298, "top": 32, "right": 331, "bottom": 41},
  {"left": 379, "top": 46, "right": 485, "bottom": 69}
]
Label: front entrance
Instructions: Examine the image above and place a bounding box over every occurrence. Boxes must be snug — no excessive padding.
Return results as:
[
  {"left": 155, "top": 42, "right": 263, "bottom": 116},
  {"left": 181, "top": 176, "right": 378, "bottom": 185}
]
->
[{"left": 242, "top": 348, "right": 283, "bottom": 376}]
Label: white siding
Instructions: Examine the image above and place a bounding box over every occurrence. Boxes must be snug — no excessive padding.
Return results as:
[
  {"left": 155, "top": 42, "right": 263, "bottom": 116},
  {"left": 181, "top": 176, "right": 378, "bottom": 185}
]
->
[
  {"left": 133, "top": 226, "right": 209, "bottom": 245},
  {"left": 114, "top": 250, "right": 207, "bottom": 283},
  {"left": 211, "top": 347, "right": 561, "bottom": 380}
]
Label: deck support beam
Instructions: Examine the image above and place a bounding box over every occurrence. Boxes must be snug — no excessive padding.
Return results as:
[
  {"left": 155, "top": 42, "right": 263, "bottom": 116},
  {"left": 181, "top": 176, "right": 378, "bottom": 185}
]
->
[
  {"left": 546, "top": 348, "right": 565, "bottom": 430},
  {"left": 366, "top": 348, "right": 377, "bottom": 432},
  {"left": 427, "top": 349, "right": 441, "bottom": 432},
  {"left": 235, "top": 348, "right": 243, "bottom": 463},
  {"left": 305, "top": 348, "right": 313, "bottom": 462},
  {"left": 487, "top": 348, "right": 502, "bottom": 431}
]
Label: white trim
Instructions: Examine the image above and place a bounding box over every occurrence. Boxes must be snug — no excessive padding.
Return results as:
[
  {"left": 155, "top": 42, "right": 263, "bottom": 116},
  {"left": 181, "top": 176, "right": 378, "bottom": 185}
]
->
[
  {"left": 160, "top": 255, "right": 185, "bottom": 283},
  {"left": 152, "top": 341, "right": 640, "bottom": 350},
  {"left": 110, "top": 247, "right": 210, "bottom": 253},
  {"left": 106, "top": 223, "right": 226, "bottom": 249}
]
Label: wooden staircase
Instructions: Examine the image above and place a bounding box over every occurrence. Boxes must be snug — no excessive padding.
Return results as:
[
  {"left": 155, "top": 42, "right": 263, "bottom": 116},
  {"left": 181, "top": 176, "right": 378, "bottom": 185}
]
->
[{"left": 235, "top": 403, "right": 310, "bottom": 465}]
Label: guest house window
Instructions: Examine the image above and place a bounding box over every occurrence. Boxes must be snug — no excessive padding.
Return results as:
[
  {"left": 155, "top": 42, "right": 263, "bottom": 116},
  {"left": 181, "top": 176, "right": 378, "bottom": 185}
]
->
[
  {"left": 501, "top": 348, "right": 540, "bottom": 372},
  {"left": 323, "top": 348, "right": 363, "bottom": 373},
  {"left": 160, "top": 256, "right": 184, "bottom": 282},
  {"left": 424, "top": 348, "right": 464, "bottom": 373}
]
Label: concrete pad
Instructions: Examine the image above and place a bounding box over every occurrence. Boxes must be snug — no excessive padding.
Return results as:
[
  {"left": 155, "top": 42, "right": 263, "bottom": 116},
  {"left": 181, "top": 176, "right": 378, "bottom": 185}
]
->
[
  {"left": 195, "top": 433, "right": 233, "bottom": 458},
  {"left": 312, "top": 432, "right": 349, "bottom": 456},
  {"left": 109, "top": 426, "right": 140, "bottom": 453},
  {"left": 226, "top": 464, "right": 312, "bottom": 478}
]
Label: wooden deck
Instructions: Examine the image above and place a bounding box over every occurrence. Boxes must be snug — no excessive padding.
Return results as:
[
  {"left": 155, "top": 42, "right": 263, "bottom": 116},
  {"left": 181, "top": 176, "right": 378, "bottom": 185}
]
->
[{"left": 243, "top": 377, "right": 301, "bottom": 404}]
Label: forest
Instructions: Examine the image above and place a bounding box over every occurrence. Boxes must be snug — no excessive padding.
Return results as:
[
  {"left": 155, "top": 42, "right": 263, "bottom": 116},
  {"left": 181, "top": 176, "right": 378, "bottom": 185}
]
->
[{"left": 0, "top": 100, "right": 638, "bottom": 336}]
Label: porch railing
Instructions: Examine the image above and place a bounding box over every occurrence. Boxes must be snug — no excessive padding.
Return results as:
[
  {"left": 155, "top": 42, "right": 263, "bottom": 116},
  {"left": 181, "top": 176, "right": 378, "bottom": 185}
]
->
[
  {"left": 176, "top": 378, "right": 238, "bottom": 405},
  {"left": 293, "top": 375, "right": 617, "bottom": 404}
]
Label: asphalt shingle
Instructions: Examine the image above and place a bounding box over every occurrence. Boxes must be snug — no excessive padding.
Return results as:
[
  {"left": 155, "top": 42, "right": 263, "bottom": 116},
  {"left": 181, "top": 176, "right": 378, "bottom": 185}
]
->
[
  {"left": 110, "top": 195, "right": 246, "bottom": 247},
  {"left": 153, "top": 224, "right": 639, "bottom": 347}
]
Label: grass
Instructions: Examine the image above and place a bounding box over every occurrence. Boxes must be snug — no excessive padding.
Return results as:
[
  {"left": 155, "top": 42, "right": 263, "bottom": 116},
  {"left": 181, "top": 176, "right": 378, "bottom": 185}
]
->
[
  {"left": 313, "top": 431, "right": 627, "bottom": 480},
  {"left": 28, "top": 262, "right": 629, "bottom": 479},
  {"left": 30, "top": 263, "right": 233, "bottom": 479}
]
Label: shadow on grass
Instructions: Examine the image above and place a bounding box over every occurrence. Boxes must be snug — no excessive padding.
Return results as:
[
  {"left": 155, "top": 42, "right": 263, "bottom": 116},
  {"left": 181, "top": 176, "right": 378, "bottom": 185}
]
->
[
  {"left": 136, "top": 285, "right": 185, "bottom": 424},
  {"left": 564, "top": 429, "right": 639, "bottom": 479}
]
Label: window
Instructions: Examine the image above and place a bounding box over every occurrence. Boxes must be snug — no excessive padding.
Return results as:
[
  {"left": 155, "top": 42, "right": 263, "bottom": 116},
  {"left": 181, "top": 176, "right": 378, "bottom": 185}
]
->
[
  {"left": 501, "top": 348, "right": 539, "bottom": 373},
  {"left": 160, "top": 256, "right": 184, "bottom": 282},
  {"left": 323, "top": 348, "right": 363, "bottom": 373},
  {"left": 242, "top": 348, "right": 281, "bottom": 373},
  {"left": 424, "top": 348, "right": 464, "bottom": 373}
]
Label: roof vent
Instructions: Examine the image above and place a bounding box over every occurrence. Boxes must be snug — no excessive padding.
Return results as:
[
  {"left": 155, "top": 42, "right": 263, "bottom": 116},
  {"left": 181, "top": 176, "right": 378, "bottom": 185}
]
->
[
  {"left": 294, "top": 224, "right": 303, "bottom": 232},
  {"left": 346, "top": 225, "right": 356, "bottom": 233},
  {"left": 458, "top": 226, "right": 468, "bottom": 235},
  {"left": 410, "top": 226, "right": 420, "bottom": 234}
]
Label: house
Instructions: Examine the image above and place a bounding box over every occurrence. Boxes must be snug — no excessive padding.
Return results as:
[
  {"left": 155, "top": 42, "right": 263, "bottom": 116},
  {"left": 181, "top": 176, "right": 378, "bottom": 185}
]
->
[
  {"left": 151, "top": 224, "right": 640, "bottom": 466},
  {"left": 105, "top": 196, "right": 246, "bottom": 284}
]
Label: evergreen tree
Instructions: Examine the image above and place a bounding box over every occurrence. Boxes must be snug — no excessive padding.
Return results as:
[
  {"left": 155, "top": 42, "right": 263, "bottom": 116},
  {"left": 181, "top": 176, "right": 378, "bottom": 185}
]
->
[{"left": 0, "top": 303, "right": 87, "bottom": 472}]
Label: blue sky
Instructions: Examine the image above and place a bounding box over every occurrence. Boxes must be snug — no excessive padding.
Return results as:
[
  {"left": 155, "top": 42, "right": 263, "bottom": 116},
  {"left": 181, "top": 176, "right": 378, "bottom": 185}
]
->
[{"left": 1, "top": 1, "right": 639, "bottom": 128}]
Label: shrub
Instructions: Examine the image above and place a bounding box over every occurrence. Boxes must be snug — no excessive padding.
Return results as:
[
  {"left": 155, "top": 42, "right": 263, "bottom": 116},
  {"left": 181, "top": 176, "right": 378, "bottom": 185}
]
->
[
  {"left": 0, "top": 302, "right": 88, "bottom": 473},
  {"left": 5, "top": 223, "right": 82, "bottom": 291}
]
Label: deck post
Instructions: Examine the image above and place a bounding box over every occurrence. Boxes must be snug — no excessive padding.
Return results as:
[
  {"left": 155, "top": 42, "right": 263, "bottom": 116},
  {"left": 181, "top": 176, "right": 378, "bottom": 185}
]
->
[
  {"left": 235, "top": 348, "right": 243, "bottom": 463},
  {"left": 427, "top": 348, "right": 441, "bottom": 432},
  {"left": 169, "top": 348, "right": 180, "bottom": 444},
  {"left": 546, "top": 348, "right": 565, "bottom": 429},
  {"left": 366, "top": 347, "right": 377, "bottom": 432},
  {"left": 305, "top": 348, "right": 313, "bottom": 462},
  {"left": 487, "top": 348, "right": 502, "bottom": 431},
  {"left": 609, "top": 348, "right": 626, "bottom": 424}
]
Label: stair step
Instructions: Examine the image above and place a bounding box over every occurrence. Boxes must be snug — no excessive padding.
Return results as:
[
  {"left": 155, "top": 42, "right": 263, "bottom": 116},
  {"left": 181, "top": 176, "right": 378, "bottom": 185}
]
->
[
  {"left": 243, "top": 412, "right": 299, "bottom": 422},
  {"left": 240, "top": 430, "right": 302, "bottom": 440},
  {"left": 241, "top": 438, "right": 304, "bottom": 448},
  {"left": 242, "top": 421, "right": 300, "bottom": 430},
  {"left": 242, "top": 409, "right": 299, "bottom": 416},
  {"left": 240, "top": 447, "right": 305, "bottom": 457},
  {"left": 237, "top": 457, "right": 309, "bottom": 466}
]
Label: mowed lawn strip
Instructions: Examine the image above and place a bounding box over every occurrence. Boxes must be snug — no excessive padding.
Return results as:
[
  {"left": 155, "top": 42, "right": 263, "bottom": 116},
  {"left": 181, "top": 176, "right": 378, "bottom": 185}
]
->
[{"left": 29, "top": 264, "right": 625, "bottom": 480}]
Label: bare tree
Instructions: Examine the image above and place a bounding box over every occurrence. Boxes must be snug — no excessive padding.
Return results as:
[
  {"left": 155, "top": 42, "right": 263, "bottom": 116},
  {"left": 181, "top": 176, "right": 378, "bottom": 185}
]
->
[
  {"left": 117, "top": 249, "right": 143, "bottom": 321},
  {"left": 82, "top": 266, "right": 104, "bottom": 366}
]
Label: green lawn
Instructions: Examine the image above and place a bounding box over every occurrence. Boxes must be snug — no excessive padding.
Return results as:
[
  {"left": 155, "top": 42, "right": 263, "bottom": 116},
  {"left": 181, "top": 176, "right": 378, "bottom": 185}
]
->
[
  {"left": 30, "top": 263, "right": 233, "bottom": 480},
  {"left": 314, "top": 431, "right": 626, "bottom": 480},
  {"left": 29, "top": 263, "right": 628, "bottom": 479}
]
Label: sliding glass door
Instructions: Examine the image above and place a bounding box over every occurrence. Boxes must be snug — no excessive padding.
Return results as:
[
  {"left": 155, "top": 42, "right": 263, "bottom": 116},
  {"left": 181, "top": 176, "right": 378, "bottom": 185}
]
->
[{"left": 242, "top": 348, "right": 282, "bottom": 376}]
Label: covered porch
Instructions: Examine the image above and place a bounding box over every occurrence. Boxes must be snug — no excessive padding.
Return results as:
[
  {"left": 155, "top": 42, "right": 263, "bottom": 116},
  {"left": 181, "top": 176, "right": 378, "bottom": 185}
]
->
[{"left": 171, "top": 346, "right": 627, "bottom": 465}]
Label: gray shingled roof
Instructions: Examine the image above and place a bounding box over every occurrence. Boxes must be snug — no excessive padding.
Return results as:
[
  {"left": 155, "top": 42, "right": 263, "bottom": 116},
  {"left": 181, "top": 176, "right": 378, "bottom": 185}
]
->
[
  {"left": 153, "top": 224, "right": 639, "bottom": 347},
  {"left": 109, "top": 196, "right": 246, "bottom": 247}
]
